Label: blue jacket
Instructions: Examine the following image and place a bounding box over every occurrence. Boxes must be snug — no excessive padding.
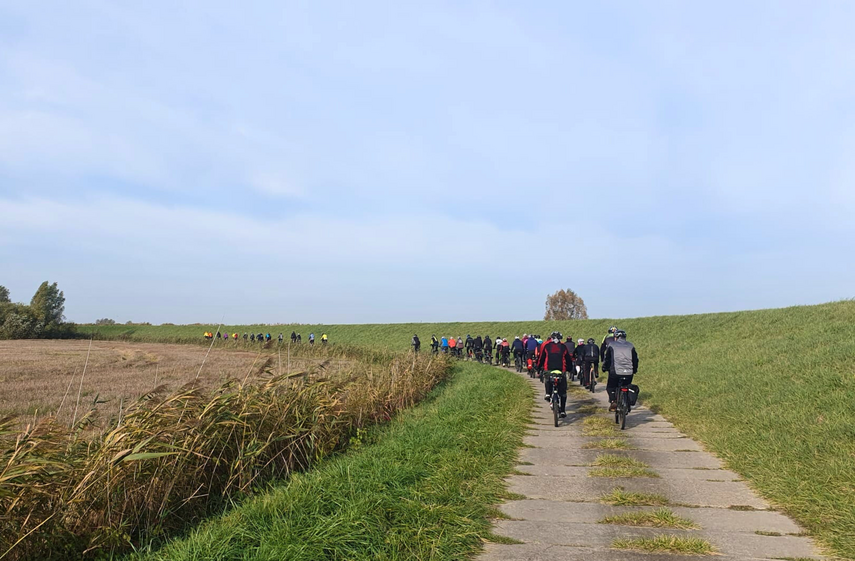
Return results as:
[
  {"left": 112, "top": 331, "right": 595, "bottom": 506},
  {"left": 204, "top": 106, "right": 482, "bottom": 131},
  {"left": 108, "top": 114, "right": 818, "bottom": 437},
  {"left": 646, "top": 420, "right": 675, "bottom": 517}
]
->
[
  {"left": 525, "top": 338, "right": 538, "bottom": 352},
  {"left": 441, "top": 337, "right": 449, "bottom": 348}
]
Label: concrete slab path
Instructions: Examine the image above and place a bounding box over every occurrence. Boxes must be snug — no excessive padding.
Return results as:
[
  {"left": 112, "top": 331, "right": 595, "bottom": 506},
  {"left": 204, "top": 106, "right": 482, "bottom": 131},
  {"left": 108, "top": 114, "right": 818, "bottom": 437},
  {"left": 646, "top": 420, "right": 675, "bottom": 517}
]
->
[{"left": 478, "top": 367, "right": 826, "bottom": 560}]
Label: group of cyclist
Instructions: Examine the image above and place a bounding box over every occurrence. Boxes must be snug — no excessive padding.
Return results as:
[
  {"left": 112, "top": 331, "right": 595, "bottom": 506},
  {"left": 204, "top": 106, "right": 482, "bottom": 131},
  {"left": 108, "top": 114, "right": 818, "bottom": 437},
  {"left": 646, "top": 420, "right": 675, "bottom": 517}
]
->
[
  {"left": 414, "top": 326, "right": 638, "bottom": 417},
  {"left": 203, "top": 331, "right": 329, "bottom": 345}
]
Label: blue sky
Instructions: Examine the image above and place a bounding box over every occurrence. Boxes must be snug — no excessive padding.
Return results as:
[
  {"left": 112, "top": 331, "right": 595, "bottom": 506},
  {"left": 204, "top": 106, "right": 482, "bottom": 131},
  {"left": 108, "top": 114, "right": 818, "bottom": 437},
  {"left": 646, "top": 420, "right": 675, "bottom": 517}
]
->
[{"left": 1, "top": 1, "right": 853, "bottom": 324}]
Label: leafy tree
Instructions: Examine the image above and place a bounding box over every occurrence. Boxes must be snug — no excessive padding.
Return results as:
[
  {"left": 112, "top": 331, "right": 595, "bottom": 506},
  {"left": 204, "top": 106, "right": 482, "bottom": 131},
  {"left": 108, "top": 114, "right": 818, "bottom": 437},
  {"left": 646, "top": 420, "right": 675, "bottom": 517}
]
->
[
  {"left": 544, "top": 288, "right": 588, "bottom": 320},
  {"left": 95, "top": 318, "right": 116, "bottom": 325},
  {"left": 0, "top": 303, "right": 40, "bottom": 339},
  {"left": 30, "top": 281, "right": 65, "bottom": 326},
  {"left": 0, "top": 285, "right": 9, "bottom": 303}
]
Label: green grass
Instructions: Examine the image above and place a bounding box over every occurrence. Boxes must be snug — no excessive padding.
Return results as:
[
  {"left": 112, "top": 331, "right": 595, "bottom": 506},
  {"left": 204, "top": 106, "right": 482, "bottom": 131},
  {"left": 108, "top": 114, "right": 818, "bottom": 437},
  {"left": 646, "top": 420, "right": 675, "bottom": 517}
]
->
[
  {"left": 582, "top": 416, "right": 618, "bottom": 437},
  {"left": 128, "top": 361, "right": 531, "bottom": 560},
  {"left": 600, "top": 487, "right": 669, "bottom": 506},
  {"left": 82, "top": 300, "right": 855, "bottom": 559},
  {"left": 589, "top": 456, "right": 658, "bottom": 478},
  {"left": 582, "top": 438, "right": 632, "bottom": 450},
  {"left": 599, "top": 507, "right": 698, "bottom": 529},
  {"left": 612, "top": 535, "right": 716, "bottom": 555},
  {"left": 592, "top": 454, "right": 649, "bottom": 468},
  {"left": 589, "top": 466, "right": 659, "bottom": 478}
]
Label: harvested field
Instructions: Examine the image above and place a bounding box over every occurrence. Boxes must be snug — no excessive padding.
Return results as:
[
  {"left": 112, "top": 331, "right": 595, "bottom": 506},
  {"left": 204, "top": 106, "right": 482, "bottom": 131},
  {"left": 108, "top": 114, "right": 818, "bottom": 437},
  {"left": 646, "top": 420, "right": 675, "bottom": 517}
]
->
[{"left": 0, "top": 340, "right": 340, "bottom": 424}]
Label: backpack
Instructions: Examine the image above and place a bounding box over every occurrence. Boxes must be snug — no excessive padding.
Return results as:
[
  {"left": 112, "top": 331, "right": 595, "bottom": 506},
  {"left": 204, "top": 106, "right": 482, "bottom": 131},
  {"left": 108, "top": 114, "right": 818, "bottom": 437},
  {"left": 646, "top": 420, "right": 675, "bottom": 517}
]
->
[
  {"left": 628, "top": 384, "right": 640, "bottom": 406},
  {"left": 585, "top": 344, "right": 597, "bottom": 361}
]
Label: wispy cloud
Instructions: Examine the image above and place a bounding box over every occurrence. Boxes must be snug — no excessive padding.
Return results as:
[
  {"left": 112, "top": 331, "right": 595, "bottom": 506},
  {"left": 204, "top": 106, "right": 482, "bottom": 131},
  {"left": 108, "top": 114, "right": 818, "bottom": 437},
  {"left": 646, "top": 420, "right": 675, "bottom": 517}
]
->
[{"left": 0, "top": 1, "right": 853, "bottom": 323}]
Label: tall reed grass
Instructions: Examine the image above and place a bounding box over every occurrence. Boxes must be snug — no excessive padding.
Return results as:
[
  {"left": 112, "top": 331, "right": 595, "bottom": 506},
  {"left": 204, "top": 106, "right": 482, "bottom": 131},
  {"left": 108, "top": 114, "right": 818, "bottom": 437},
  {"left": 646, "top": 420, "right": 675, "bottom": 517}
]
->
[{"left": 0, "top": 350, "right": 449, "bottom": 560}]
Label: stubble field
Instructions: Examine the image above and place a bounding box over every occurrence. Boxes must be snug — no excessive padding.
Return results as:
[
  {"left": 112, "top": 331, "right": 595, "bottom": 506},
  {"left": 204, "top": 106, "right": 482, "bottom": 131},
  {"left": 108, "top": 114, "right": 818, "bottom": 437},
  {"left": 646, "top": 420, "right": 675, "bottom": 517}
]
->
[{"left": 0, "top": 339, "right": 340, "bottom": 424}]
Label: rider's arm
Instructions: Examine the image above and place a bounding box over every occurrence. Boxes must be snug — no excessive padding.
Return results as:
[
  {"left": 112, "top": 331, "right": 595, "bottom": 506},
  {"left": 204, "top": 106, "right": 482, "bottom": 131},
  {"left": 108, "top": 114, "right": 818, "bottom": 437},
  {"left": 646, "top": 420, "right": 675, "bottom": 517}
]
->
[
  {"left": 602, "top": 346, "right": 612, "bottom": 372},
  {"left": 632, "top": 347, "right": 638, "bottom": 374}
]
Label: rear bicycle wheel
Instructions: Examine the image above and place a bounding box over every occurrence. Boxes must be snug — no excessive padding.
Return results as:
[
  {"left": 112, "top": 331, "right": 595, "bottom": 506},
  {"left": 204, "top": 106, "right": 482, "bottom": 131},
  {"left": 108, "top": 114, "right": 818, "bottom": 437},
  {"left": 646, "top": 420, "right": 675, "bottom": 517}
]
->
[
  {"left": 590, "top": 366, "right": 596, "bottom": 392},
  {"left": 619, "top": 391, "right": 627, "bottom": 430},
  {"left": 552, "top": 397, "right": 559, "bottom": 427}
]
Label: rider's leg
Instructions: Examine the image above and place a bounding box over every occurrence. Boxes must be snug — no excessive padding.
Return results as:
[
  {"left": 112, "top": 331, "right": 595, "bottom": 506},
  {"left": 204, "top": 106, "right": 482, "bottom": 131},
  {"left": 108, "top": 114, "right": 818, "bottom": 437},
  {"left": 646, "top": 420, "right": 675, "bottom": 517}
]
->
[
  {"left": 558, "top": 374, "right": 567, "bottom": 413},
  {"left": 544, "top": 375, "right": 553, "bottom": 400},
  {"left": 606, "top": 374, "right": 618, "bottom": 409}
]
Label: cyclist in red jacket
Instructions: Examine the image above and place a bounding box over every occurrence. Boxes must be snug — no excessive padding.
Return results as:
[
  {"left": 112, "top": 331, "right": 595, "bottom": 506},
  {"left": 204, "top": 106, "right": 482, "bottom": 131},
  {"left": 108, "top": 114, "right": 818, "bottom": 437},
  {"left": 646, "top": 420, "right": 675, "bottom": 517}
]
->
[{"left": 538, "top": 332, "right": 573, "bottom": 417}]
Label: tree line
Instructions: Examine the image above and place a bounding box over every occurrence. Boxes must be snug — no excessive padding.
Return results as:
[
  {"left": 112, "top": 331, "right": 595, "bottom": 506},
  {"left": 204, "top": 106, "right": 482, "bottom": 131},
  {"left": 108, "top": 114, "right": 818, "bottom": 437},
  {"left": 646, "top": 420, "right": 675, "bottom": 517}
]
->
[{"left": 0, "top": 282, "right": 76, "bottom": 339}]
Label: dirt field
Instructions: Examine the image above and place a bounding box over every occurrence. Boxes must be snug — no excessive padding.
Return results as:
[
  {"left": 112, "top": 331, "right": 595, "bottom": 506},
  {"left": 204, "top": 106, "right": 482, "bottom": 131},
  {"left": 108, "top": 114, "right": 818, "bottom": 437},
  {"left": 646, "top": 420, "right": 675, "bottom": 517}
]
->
[{"left": 0, "top": 340, "right": 292, "bottom": 424}]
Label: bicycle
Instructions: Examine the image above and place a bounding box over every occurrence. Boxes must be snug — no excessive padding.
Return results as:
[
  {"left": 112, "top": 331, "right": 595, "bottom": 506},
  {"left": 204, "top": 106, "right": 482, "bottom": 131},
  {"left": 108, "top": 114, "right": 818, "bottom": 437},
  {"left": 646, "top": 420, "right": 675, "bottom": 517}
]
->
[
  {"left": 585, "top": 363, "right": 598, "bottom": 393},
  {"left": 514, "top": 353, "right": 523, "bottom": 373},
  {"left": 548, "top": 371, "right": 564, "bottom": 427},
  {"left": 614, "top": 378, "right": 632, "bottom": 430}
]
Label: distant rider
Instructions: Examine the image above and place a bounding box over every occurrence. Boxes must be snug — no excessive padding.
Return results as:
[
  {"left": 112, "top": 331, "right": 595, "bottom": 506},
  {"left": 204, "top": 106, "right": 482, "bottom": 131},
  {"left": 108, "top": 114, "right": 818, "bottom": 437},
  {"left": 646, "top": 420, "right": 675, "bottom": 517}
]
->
[
  {"left": 412, "top": 334, "right": 421, "bottom": 352},
  {"left": 600, "top": 326, "right": 617, "bottom": 362}
]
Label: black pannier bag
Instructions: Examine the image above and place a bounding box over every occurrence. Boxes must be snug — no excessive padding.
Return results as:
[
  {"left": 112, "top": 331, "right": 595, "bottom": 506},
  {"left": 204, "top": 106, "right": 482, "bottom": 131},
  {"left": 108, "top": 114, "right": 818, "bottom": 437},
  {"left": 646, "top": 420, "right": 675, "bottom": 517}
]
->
[{"left": 628, "top": 384, "right": 640, "bottom": 406}]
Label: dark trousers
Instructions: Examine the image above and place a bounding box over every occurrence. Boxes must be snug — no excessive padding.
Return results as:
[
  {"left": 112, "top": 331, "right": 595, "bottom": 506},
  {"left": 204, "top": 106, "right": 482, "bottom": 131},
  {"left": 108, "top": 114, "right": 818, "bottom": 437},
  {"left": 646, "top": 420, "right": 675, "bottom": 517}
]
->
[
  {"left": 607, "top": 374, "right": 634, "bottom": 402},
  {"left": 545, "top": 373, "right": 567, "bottom": 413},
  {"left": 582, "top": 361, "right": 598, "bottom": 384}
]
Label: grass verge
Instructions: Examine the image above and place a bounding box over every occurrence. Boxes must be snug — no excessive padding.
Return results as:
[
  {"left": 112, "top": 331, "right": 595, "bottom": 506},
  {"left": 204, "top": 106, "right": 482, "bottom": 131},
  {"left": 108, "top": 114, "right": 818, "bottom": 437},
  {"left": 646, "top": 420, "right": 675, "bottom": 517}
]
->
[
  {"left": 612, "top": 535, "right": 715, "bottom": 555},
  {"left": 599, "top": 507, "right": 698, "bottom": 529},
  {"left": 130, "top": 361, "right": 531, "bottom": 560},
  {"left": 601, "top": 487, "right": 669, "bottom": 506}
]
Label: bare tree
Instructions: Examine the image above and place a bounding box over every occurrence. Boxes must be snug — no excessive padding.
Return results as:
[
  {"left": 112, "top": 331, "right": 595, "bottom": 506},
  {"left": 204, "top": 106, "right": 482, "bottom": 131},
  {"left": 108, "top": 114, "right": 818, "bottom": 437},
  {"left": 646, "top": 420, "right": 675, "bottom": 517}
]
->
[{"left": 544, "top": 289, "right": 588, "bottom": 320}]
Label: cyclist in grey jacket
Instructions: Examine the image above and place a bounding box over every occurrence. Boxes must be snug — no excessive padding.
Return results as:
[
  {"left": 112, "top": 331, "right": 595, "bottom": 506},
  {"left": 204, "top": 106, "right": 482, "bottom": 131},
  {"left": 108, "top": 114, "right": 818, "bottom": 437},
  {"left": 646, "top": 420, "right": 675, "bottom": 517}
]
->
[{"left": 602, "top": 330, "right": 638, "bottom": 411}]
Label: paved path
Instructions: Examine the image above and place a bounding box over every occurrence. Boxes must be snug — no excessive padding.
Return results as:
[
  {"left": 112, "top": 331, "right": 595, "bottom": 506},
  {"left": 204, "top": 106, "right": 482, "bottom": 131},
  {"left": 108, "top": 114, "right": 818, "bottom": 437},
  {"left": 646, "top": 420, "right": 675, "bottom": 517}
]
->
[{"left": 479, "top": 367, "right": 826, "bottom": 561}]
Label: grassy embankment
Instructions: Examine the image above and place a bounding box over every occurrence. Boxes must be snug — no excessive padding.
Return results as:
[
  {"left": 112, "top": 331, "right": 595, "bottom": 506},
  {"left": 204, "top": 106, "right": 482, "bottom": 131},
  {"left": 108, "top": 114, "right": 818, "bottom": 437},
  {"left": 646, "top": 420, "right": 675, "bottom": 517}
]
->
[
  {"left": 131, "top": 361, "right": 532, "bottom": 560},
  {"left": 84, "top": 300, "right": 855, "bottom": 559}
]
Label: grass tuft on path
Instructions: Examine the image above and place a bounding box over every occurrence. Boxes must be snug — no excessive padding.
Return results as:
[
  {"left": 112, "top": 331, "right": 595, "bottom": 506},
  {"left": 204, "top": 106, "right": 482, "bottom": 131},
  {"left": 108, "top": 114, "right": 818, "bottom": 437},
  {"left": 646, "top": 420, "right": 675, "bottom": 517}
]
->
[
  {"left": 582, "top": 438, "right": 631, "bottom": 450},
  {"left": 130, "top": 362, "right": 531, "bottom": 560},
  {"left": 599, "top": 507, "right": 698, "bottom": 529},
  {"left": 612, "top": 535, "right": 716, "bottom": 555},
  {"left": 589, "top": 466, "right": 659, "bottom": 478},
  {"left": 601, "top": 487, "right": 669, "bottom": 506}
]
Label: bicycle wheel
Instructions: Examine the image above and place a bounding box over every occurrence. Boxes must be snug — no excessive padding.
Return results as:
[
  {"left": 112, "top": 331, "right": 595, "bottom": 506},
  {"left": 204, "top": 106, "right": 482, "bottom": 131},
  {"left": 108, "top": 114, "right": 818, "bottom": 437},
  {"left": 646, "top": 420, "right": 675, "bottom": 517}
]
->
[
  {"left": 614, "top": 392, "right": 620, "bottom": 424},
  {"left": 618, "top": 390, "right": 627, "bottom": 430},
  {"left": 590, "top": 366, "right": 596, "bottom": 392},
  {"left": 552, "top": 397, "right": 559, "bottom": 427}
]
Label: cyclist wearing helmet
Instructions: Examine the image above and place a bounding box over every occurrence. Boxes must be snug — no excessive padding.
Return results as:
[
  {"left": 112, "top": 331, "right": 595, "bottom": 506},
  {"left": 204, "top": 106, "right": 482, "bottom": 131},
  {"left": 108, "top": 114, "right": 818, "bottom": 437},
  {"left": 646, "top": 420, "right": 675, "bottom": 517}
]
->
[
  {"left": 602, "top": 330, "right": 638, "bottom": 411},
  {"left": 600, "top": 326, "right": 618, "bottom": 362},
  {"left": 581, "top": 337, "right": 600, "bottom": 389},
  {"left": 538, "top": 332, "right": 573, "bottom": 417},
  {"left": 512, "top": 335, "right": 525, "bottom": 364}
]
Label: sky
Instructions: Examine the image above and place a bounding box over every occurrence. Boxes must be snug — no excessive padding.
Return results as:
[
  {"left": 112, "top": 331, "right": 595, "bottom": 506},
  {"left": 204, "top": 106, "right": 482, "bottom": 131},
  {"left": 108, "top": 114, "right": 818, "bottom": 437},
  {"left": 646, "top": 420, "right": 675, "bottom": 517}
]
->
[{"left": 1, "top": 1, "right": 853, "bottom": 324}]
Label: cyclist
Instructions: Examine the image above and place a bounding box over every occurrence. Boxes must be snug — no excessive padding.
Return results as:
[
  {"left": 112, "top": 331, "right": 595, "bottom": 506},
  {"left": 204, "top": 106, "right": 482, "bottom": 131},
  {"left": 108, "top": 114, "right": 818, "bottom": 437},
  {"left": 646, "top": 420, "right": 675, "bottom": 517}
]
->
[
  {"left": 321, "top": 333, "right": 328, "bottom": 345},
  {"left": 495, "top": 337, "right": 503, "bottom": 365},
  {"left": 472, "top": 335, "right": 483, "bottom": 360},
  {"left": 602, "top": 330, "right": 638, "bottom": 411},
  {"left": 448, "top": 336, "right": 456, "bottom": 355},
  {"left": 278, "top": 333, "right": 284, "bottom": 344},
  {"left": 243, "top": 332, "right": 248, "bottom": 341},
  {"left": 511, "top": 335, "right": 524, "bottom": 368},
  {"left": 431, "top": 335, "right": 439, "bottom": 354},
  {"left": 524, "top": 334, "right": 538, "bottom": 367},
  {"left": 309, "top": 333, "right": 315, "bottom": 345},
  {"left": 538, "top": 332, "right": 573, "bottom": 417},
  {"left": 257, "top": 332, "right": 264, "bottom": 342},
  {"left": 456, "top": 336, "right": 464, "bottom": 358},
  {"left": 500, "top": 338, "right": 511, "bottom": 366},
  {"left": 563, "top": 337, "right": 577, "bottom": 378},
  {"left": 291, "top": 331, "right": 297, "bottom": 343},
  {"left": 600, "top": 326, "right": 617, "bottom": 362},
  {"left": 581, "top": 337, "right": 600, "bottom": 388},
  {"left": 484, "top": 335, "right": 492, "bottom": 362},
  {"left": 296, "top": 333, "right": 302, "bottom": 343},
  {"left": 250, "top": 333, "right": 255, "bottom": 342},
  {"left": 464, "top": 335, "right": 473, "bottom": 359},
  {"left": 412, "top": 334, "right": 421, "bottom": 352},
  {"left": 441, "top": 336, "right": 450, "bottom": 353}
]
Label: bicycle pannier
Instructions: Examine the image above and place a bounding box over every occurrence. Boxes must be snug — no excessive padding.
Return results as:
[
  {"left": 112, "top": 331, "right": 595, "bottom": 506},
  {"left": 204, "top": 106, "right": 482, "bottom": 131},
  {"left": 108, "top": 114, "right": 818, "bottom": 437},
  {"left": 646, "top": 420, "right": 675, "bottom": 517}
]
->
[{"left": 628, "top": 384, "right": 640, "bottom": 406}]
